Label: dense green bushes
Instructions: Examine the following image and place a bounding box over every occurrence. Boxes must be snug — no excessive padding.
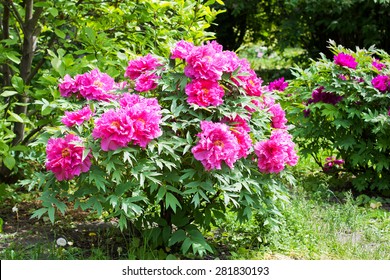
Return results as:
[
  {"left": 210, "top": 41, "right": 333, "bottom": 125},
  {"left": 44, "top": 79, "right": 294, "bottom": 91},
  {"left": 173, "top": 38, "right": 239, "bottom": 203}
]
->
[{"left": 286, "top": 41, "right": 390, "bottom": 194}]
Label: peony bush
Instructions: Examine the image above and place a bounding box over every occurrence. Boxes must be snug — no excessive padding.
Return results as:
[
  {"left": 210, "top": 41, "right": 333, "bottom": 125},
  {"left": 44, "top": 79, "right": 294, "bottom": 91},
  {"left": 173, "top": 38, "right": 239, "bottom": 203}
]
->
[
  {"left": 35, "top": 40, "right": 298, "bottom": 256},
  {"left": 286, "top": 40, "right": 390, "bottom": 193}
]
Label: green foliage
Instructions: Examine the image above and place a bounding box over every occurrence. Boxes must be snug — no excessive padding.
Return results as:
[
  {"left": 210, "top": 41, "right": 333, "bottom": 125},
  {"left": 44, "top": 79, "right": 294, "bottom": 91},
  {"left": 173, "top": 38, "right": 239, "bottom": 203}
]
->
[{"left": 286, "top": 40, "right": 390, "bottom": 193}]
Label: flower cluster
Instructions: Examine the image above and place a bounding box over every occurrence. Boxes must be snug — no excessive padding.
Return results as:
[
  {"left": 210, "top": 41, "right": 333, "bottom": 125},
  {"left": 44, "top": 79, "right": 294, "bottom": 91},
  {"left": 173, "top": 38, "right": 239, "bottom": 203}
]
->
[
  {"left": 46, "top": 134, "right": 92, "bottom": 181},
  {"left": 372, "top": 59, "right": 386, "bottom": 71},
  {"left": 48, "top": 40, "right": 298, "bottom": 180},
  {"left": 254, "top": 130, "right": 298, "bottom": 174},
  {"left": 92, "top": 94, "right": 162, "bottom": 151},
  {"left": 171, "top": 40, "right": 266, "bottom": 106},
  {"left": 334, "top": 53, "right": 358, "bottom": 69},
  {"left": 59, "top": 69, "right": 119, "bottom": 101},
  {"left": 170, "top": 40, "right": 297, "bottom": 172},
  {"left": 124, "top": 54, "right": 162, "bottom": 92},
  {"left": 323, "top": 156, "right": 345, "bottom": 173}
]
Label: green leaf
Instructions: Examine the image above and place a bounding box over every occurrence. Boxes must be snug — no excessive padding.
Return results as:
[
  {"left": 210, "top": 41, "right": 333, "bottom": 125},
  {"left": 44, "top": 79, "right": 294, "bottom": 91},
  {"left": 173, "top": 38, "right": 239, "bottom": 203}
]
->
[
  {"left": 31, "top": 208, "right": 48, "bottom": 220},
  {"left": 5, "top": 53, "right": 20, "bottom": 64},
  {"left": 168, "top": 229, "right": 187, "bottom": 246},
  {"left": 1, "top": 90, "right": 18, "bottom": 97},
  {"left": 165, "top": 192, "right": 181, "bottom": 213},
  {"left": 48, "top": 7, "right": 59, "bottom": 17},
  {"left": 55, "top": 29, "right": 66, "bottom": 39},
  {"left": 11, "top": 76, "right": 24, "bottom": 93},
  {"left": 7, "top": 111, "right": 25, "bottom": 123},
  {"left": 48, "top": 206, "right": 55, "bottom": 224},
  {"left": 3, "top": 155, "right": 15, "bottom": 170}
]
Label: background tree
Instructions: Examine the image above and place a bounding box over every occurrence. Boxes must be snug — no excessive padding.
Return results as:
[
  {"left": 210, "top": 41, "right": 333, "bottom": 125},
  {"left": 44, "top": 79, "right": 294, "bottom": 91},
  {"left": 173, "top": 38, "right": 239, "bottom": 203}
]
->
[{"left": 209, "top": 0, "right": 390, "bottom": 57}]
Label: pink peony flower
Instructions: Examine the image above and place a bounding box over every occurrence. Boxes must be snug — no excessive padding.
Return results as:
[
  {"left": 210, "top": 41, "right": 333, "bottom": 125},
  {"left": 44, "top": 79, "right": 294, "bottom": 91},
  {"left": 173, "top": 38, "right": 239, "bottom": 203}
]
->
[
  {"left": 254, "top": 130, "right": 298, "bottom": 173},
  {"left": 268, "top": 77, "right": 288, "bottom": 92},
  {"left": 220, "top": 51, "right": 241, "bottom": 73},
  {"left": 334, "top": 53, "right": 358, "bottom": 69},
  {"left": 185, "top": 79, "right": 224, "bottom": 107},
  {"left": 371, "top": 75, "right": 390, "bottom": 92},
  {"left": 372, "top": 59, "right": 385, "bottom": 71},
  {"left": 125, "top": 54, "right": 162, "bottom": 80},
  {"left": 135, "top": 72, "right": 159, "bottom": 92},
  {"left": 61, "top": 106, "right": 93, "bottom": 127},
  {"left": 46, "top": 134, "right": 92, "bottom": 181},
  {"left": 59, "top": 74, "right": 78, "bottom": 98},
  {"left": 230, "top": 126, "right": 252, "bottom": 159},
  {"left": 75, "top": 69, "right": 116, "bottom": 101},
  {"left": 92, "top": 109, "right": 135, "bottom": 151},
  {"left": 268, "top": 104, "right": 287, "bottom": 129},
  {"left": 119, "top": 93, "right": 161, "bottom": 112},
  {"left": 184, "top": 41, "right": 225, "bottom": 81},
  {"left": 170, "top": 40, "right": 194, "bottom": 60},
  {"left": 192, "top": 121, "right": 240, "bottom": 170},
  {"left": 124, "top": 102, "right": 162, "bottom": 148}
]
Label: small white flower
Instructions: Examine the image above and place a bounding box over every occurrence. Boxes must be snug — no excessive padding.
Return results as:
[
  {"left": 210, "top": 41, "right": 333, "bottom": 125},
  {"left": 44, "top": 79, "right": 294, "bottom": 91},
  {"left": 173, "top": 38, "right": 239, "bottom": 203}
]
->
[
  {"left": 12, "top": 205, "right": 18, "bottom": 213},
  {"left": 56, "top": 237, "right": 67, "bottom": 247}
]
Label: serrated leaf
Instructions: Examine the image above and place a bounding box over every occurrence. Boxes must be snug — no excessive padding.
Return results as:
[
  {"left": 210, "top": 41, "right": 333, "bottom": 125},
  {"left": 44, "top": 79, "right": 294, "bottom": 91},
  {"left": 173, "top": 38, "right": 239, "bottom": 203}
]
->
[{"left": 31, "top": 208, "right": 48, "bottom": 220}]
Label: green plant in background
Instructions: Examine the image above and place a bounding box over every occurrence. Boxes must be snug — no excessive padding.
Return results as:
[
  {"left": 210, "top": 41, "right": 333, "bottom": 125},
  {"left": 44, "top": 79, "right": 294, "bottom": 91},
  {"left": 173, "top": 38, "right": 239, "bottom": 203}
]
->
[
  {"left": 286, "top": 40, "right": 390, "bottom": 194},
  {"left": 30, "top": 39, "right": 297, "bottom": 257}
]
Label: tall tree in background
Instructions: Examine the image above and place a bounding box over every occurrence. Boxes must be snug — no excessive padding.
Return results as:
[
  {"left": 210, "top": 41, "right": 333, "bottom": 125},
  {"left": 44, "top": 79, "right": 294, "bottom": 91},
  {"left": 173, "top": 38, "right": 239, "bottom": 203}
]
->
[{"left": 209, "top": 0, "right": 390, "bottom": 56}]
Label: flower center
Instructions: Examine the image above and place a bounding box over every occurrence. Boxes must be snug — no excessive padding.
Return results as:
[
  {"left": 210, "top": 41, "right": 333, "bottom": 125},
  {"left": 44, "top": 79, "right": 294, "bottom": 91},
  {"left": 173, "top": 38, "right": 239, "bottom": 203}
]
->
[
  {"left": 111, "top": 121, "right": 121, "bottom": 129},
  {"left": 214, "top": 140, "right": 224, "bottom": 147},
  {"left": 61, "top": 148, "right": 71, "bottom": 157},
  {"left": 93, "top": 80, "right": 103, "bottom": 88}
]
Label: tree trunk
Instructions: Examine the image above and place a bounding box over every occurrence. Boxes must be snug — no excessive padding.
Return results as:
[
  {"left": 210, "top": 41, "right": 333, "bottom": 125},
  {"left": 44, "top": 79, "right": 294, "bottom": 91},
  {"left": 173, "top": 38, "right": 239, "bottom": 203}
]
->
[{"left": 11, "top": 0, "right": 43, "bottom": 146}]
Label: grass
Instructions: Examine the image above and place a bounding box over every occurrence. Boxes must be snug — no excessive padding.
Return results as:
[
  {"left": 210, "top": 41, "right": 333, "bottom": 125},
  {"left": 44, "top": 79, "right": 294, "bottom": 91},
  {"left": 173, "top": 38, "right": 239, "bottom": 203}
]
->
[{"left": 1, "top": 163, "right": 389, "bottom": 260}]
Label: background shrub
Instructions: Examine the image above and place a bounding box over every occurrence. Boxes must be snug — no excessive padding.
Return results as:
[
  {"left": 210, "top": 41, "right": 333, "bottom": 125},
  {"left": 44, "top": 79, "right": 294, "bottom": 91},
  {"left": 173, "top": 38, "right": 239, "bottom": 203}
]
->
[{"left": 286, "top": 40, "right": 390, "bottom": 195}]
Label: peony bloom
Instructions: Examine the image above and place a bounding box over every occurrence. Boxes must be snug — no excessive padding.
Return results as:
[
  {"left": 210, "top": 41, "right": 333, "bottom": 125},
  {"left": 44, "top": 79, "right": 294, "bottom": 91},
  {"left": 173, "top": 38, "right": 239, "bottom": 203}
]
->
[
  {"left": 135, "top": 72, "right": 159, "bottom": 92},
  {"left": 185, "top": 79, "right": 224, "bottom": 107},
  {"left": 371, "top": 75, "right": 390, "bottom": 92},
  {"left": 268, "top": 77, "right": 288, "bottom": 92},
  {"left": 192, "top": 121, "right": 240, "bottom": 170},
  {"left": 46, "top": 134, "right": 92, "bottom": 181},
  {"left": 184, "top": 41, "right": 225, "bottom": 81},
  {"left": 61, "top": 106, "right": 93, "bottom": 127},
  {"left": 125, "top": 102, "right": 162, "bottom": 148},
  {"left": 92, "top": 109, "right": 134, "bottom": 151},
  {"left": 254, "top": 129, "right": 298, "bottom": 173},
  {"left": 230, "top": 126, "right": 252, "bottom": 159},
  {"left": 170, "top": 40, "right": 194, "bottom": 60},
  {"left": 59, "top": 74, "right": 78, "bottom": 98},
  {"left": 334, "top": 53, "right": 358, "bottom": 69},
  {"left": 75, "top": 69, "right": 116, "bottom": 101},
  {"left": 372, "top": 59, "right": 386, "bottom": 71},
  {"left": 308, "top": 86, "right": 343, "bottom": 105},
  {"left": 268, "top": 104, "right": 288, "bottom": 129},
  {"left": 323, "top": 156, "right": 345, "bottom": 173},
  {"left": 125, "top": 54, "right": 162, "bottom": 80}
]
